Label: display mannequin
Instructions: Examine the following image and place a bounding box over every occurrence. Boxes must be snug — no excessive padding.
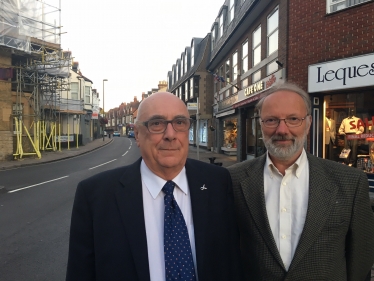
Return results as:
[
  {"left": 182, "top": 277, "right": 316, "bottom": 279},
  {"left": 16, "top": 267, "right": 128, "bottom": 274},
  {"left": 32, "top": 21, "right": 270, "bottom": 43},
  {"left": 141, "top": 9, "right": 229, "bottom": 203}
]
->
[
  {"left": 325, "top": 109, "right": 336, "bottom": 160},
  {"left": 338, "top": 108, "right": 364, "bottom": 164}
]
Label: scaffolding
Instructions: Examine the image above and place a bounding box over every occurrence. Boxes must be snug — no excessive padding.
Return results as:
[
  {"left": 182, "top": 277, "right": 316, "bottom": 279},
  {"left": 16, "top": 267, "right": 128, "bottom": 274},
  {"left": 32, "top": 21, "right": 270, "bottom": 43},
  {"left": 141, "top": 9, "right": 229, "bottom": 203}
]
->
[{"left": 0, "top": 0, "right": 71, "bottom": 159}]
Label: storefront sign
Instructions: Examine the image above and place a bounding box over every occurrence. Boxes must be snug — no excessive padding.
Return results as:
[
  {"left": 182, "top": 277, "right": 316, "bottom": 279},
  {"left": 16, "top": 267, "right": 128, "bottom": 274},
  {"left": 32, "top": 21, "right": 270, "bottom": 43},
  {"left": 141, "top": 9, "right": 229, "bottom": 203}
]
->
[
  {"left": 218, "top": 94, "right": 238, "bottom": 110},
  {"left": 233, "top": 70, "right": 283, "bottom": 108},
  {"left": 308, "top": 52, "right": 374, "bottom": 93},
  {"left": 187, "top": 103, "right": 198, "bottom": 110},
  {"left": 346, "top": 133, "right": 374, "bottom": 140},
  {"left": 244, "top": 81, "right": 264, "bottom": 96}
]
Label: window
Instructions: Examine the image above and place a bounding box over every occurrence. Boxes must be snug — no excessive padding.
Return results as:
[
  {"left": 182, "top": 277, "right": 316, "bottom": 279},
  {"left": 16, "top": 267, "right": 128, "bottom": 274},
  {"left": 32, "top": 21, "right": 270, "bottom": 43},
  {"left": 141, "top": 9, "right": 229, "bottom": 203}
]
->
[
  {"left": 267, "top": 8, "right": 279, "bottom": 56},
  {"left": 225, "top": 59, "right": 230, "bottom": 83},
  {"left": 229, "top": 0, "right": 235, "bottom": 23},
  {"left": 242, "top": 40, "right": 248, "bottom": 74},
  {"left": 252, "top": 26, "right": 261, "bottom": 66},
  {"left": 219, "top": 13, "right": 224, "bottom": 38},
  {"left": 184, "top": 50, "right": 188, "bottom": 73},
  {"left": 185, "top": 81, "right": 189, "bottom": 101},
  {"left": 182, "top": 55, "right": 185, "bottom": 76},
  {"left": 190, "top": 77, "right": 194, "bottom": 99},
  {"left": 176, "top": 88, "right": 179, "bottom": 99},
  {"left": 191, "top": 42, "right": 195, "bottom": 68},
  {"left": 85, "top": 86, "right": 90, "bottom": 104},
  {"left": 172, "top": 66, "right": 175, "bottom": 84},
  {"left": 232, "top": 51, "right": 238, "bottom": 81},
  {"left": 12, "top": 103, "right": 23, "bottom": 133},
  {"left": 211, "top": 27, "right": 216, "bottom": 51},
  {"left": 71, "top": 82, "right": 78, "bottom": 100},
  {"left": 176, "top": 60, "right": 180, "bottom": 80},
  {"left": 327, "top": 0, "right": 371, "bottom": 13},
  {"left": 267, "top": 59, "right": 278, "bottom": 75},
  {"left": 252, "top": 70, "right": 261, "bottom": 83},
  {"left": 242, "top": 77, "right": 248, "bottom": 89}
]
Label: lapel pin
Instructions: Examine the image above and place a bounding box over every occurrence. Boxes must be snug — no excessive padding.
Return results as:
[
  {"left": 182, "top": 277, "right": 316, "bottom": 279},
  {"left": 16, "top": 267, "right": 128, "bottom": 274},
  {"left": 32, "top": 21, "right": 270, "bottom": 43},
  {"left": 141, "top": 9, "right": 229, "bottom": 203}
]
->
[{"left": 200, "top": 184, "right": 207, "bottom": 190}]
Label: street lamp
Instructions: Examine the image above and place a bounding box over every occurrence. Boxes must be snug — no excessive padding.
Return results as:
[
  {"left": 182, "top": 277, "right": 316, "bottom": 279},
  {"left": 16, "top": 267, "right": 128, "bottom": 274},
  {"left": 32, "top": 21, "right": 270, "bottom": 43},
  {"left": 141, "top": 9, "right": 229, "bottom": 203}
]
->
[{"left": 102, "top": 79, "right": 108, "bottom": 141}]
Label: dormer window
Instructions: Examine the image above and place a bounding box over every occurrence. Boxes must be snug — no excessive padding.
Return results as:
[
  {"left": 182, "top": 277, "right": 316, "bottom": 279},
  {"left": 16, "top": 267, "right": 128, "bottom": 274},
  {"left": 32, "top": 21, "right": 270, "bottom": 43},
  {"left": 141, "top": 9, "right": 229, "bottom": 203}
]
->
[
  {"left": 211, "top": 27, "right": 216, "bottom": 51},
  {"left": 229, "top": 0, "right": 235, "bottom": 23},
  {"left": 191, "top": 41, "right": 195, "bottom": 68},
  {"left": 219, "top": 13, "right": 224, "bottom": 38},
  {"left": 184, "top": 50, "right": 188, "bottom": 73}
]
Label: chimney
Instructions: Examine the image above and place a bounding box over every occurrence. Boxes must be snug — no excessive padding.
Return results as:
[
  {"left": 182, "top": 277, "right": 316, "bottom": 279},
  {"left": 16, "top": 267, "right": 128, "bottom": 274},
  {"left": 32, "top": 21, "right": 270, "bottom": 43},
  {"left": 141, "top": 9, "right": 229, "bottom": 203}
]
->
[{"left": 72, "top": 61, "right": 79, "bottom": 73}]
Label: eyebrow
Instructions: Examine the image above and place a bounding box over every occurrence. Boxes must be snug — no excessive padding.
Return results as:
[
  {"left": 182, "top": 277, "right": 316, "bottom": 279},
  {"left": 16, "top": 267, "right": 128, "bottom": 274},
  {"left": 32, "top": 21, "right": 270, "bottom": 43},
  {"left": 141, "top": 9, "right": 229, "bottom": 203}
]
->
[{"left": 147, "top": 115, "right": 189, "bottom": 120}]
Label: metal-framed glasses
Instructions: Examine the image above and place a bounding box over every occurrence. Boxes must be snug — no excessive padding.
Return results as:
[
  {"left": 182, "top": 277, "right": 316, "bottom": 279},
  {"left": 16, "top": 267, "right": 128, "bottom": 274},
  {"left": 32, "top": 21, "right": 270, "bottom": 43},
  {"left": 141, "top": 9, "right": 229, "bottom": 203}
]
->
[
  {"left": 141, "top": 117, "right": 193, "bottom": 134},
  {"left": 260, "top": 115, "right": 309, "bottom": 128}
]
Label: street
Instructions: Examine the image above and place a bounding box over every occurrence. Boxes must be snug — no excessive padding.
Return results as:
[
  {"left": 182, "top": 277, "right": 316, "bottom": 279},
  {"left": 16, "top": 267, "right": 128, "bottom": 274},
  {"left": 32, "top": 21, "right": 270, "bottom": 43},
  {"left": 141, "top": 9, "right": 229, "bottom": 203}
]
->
[{"left": 0, "top": 137, "right": 140, "bottom": 281}]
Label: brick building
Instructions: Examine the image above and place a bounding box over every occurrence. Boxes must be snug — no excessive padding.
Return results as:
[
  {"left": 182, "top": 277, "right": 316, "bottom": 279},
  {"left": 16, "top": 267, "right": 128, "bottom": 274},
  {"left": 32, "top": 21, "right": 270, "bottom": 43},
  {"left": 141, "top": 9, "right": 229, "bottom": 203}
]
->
[{"left": 287, "top": 0, "right": 374, "bottom": 189}]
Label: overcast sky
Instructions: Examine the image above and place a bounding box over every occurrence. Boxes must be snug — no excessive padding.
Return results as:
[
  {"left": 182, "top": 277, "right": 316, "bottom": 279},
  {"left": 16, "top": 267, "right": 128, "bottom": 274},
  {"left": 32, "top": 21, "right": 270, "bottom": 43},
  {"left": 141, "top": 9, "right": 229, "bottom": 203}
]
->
[{"left": 60, "top": 0, "right": 223, "bottom": 110}]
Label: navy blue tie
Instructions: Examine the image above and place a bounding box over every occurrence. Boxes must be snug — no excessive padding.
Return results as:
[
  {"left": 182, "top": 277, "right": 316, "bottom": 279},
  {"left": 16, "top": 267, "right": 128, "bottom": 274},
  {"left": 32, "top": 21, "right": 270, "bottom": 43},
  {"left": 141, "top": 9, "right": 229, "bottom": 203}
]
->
[{"left": 163, "top": 180, "right": 196, "bottom": 281}]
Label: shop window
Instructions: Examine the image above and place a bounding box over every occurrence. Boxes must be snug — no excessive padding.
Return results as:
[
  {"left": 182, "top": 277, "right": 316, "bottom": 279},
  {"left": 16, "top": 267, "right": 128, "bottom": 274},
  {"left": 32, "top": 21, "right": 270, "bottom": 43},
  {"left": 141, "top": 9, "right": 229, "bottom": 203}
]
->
[
  {"left": 323, "top": 92, "right": 374, "bottom": 175},
  {"left": 223, "top": 119, "right": 237, "bottom": 148}
]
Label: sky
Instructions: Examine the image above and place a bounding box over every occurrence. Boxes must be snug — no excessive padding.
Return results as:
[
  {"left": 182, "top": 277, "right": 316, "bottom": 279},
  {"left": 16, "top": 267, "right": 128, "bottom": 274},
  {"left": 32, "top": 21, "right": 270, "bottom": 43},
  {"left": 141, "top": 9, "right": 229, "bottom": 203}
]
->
[{"left": 60, "top": 0, "right": 223, "bottom": 110}]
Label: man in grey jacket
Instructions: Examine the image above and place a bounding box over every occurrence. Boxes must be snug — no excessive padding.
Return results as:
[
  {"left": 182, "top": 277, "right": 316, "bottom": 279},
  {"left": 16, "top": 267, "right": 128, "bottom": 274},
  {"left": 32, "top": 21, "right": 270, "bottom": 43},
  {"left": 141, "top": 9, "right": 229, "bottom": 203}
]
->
[{"left": 228, "top": 82, "right": 374, "bottom": 280}]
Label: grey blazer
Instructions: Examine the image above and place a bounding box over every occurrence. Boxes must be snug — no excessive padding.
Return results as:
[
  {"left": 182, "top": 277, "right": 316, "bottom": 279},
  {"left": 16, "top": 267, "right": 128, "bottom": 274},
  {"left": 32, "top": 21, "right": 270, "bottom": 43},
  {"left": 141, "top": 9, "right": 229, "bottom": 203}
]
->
[{"left": 228, "top": 153, "right": 374, "bottom": 281}]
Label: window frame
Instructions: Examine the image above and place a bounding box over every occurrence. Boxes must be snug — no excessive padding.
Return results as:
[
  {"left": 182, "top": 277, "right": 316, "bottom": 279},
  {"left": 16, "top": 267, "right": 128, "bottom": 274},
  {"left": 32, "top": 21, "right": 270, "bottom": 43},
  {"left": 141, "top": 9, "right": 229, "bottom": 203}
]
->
[
  {"left": 70, "top": 82, "right": 79, "bottom": 100},
  {"left": 84, "top": 86, "right": 90, "bottom": 104},
  {"left": 191, "top": 42, "right": 195, "bottom": 68},
  {"left": 252, "top": 25, "right": 261, "bottom": 66},
  {"left": 229, "top": 0, "right": 235, "bottom": 23},
  {"left": 326, "top": 0, "right": 371, "bottom": 14},
  {"left": 232, "top": 50, "right": 238, "bottom": 82},
  {"left": 242, "top": 40, "right": 248, "bottom": 75},
  {"left": 267, "top": 7, "right": 279, "bottom": 56},
  {"left": 225, "top": 58, "right": 231, "bottom": 83}
]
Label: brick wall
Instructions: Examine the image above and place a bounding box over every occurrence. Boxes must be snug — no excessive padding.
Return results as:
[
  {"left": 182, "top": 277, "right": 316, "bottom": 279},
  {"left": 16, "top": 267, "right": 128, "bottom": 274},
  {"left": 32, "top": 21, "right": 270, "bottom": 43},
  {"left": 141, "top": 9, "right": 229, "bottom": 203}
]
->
[{"left": 287, "top": 0, "right": 374, "bottom": 89}]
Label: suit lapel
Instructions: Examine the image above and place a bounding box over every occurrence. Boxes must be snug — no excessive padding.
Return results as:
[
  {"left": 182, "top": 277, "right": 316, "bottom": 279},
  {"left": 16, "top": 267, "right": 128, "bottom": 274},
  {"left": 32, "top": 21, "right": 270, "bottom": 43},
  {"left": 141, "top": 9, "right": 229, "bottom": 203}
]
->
[
  {"left": 241, "top": 155, "right": 285, "bottom": 269},
  {"left": 115, "top": 158, "right": 150, "bottom": 281},
  {"left": 185, "top": 159, "right": 210, "bottom": 278},
  {"left": 288, "top": 155, "right": 338, "bottom": 271}
]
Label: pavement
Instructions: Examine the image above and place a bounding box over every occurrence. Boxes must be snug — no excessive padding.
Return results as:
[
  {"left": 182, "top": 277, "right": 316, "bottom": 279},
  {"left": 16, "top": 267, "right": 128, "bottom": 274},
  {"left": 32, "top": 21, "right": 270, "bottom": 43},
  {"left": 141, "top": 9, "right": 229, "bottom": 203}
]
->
[{"left": 0, "top": 137, "right": 237, "bottom": 170}]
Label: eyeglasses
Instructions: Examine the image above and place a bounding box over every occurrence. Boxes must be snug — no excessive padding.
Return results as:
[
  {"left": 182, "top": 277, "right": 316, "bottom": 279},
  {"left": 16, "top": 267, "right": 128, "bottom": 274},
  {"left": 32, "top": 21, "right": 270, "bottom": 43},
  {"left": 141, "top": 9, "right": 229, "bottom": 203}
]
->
[
  {"left": 141, "top": 117, "right": 193, "bottom": 134},
  {"left": 260, "top": 115, "right": 309, "bottom": 128}
]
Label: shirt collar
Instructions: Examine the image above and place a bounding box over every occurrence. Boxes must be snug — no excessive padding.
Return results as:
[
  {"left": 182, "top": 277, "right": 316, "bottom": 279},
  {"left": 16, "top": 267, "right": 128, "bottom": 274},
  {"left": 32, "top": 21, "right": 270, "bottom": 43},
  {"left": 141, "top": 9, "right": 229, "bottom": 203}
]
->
[
  {"left": 265, "top": 148, "right": 307, "bottom": 178},
  {"left": 140, "top": 160, "right": 188, "bottom": 199}
]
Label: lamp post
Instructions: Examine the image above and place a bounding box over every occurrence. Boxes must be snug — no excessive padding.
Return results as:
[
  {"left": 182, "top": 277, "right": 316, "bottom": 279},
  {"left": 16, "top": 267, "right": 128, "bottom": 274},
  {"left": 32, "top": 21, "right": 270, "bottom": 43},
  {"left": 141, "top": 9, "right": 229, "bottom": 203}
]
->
[{"left": 102, "top": 79, "right": 108, "bottom": 141}]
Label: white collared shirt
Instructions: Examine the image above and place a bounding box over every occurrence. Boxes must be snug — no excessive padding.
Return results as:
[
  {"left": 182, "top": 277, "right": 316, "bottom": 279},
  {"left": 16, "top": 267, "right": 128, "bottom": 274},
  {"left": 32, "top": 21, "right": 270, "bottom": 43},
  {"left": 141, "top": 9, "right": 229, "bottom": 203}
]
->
[
  {"left": 141, "top": 160, "right": 197, "bottom": 281},
  {"left": 264, "top": 149, "right": 309, "bottom": 270}
]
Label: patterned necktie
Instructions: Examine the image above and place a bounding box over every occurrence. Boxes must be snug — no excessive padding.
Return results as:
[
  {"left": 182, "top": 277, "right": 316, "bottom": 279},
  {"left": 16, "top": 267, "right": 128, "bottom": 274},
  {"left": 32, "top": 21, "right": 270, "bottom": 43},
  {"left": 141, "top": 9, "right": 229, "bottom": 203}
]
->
[{"left": 162, "top": 180, "right": 196, "bottom": 281}]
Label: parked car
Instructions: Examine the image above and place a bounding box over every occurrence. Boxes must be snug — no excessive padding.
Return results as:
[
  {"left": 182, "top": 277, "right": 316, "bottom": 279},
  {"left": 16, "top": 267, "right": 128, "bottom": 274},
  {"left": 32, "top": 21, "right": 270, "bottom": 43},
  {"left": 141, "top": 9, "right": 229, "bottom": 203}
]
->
[
  {"left": 113, "top": 131, "right": 120, "bottom": 137},
  {"left": 128, "top": 130, "right": 135, "bottom": 138}
]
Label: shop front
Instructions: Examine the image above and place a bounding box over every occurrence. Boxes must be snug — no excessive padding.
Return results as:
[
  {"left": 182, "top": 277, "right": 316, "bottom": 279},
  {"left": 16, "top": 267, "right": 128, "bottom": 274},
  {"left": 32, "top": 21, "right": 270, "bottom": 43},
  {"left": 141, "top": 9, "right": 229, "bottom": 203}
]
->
[
  {"left": 308, "top": 53, "right": 374, "bottom": 191},
  {"left": 214, "top": 95, "right": 238, "bottom": 156},
  {"left": 233, "top": 70, "right": 283, "bottom": 161}
]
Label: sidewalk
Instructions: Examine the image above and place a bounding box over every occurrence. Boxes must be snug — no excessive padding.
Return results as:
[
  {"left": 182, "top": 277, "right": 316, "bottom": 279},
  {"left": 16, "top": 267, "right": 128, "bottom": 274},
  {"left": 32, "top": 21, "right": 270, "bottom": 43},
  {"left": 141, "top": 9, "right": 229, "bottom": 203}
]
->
[
  {"left": 0, "top": 138, "right": 113, "bottom": 170},
  {"left": 0, "top": 138, "right": 238, "bottom": 170}
]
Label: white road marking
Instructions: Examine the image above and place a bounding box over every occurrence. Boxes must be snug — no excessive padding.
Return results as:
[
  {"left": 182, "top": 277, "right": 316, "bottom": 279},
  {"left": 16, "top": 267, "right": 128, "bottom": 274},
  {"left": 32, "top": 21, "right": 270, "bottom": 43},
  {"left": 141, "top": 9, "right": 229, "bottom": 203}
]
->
[
  {"left": 8, "top": 176, "right": 69, "bottom": 193},
  {"left": 88, "top": 159, "right": 117, "bottom": 170},
  {"left": 122, "top": 151, "right": 128, "bottom": 157}
]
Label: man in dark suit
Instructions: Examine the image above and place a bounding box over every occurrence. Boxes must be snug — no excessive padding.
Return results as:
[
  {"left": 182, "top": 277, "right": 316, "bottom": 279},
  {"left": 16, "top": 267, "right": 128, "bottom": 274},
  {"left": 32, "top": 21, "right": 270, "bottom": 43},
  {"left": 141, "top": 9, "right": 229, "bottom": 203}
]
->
[
  {"left": 228, "top": 82, "right": 374, "bottom": 280},
  {"left": 66, "top": 92, "right": 241, "bottom": 281}
]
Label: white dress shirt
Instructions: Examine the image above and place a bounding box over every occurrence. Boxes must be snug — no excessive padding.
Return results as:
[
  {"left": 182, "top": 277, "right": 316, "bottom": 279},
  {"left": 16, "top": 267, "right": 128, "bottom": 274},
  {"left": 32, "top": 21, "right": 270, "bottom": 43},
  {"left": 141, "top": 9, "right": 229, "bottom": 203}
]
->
[
  {"left": 141, "top": 160, "right": 197, "bottom": 281},
  {"left": 264, "top": 149, "right": 309, "bottom": 270}
]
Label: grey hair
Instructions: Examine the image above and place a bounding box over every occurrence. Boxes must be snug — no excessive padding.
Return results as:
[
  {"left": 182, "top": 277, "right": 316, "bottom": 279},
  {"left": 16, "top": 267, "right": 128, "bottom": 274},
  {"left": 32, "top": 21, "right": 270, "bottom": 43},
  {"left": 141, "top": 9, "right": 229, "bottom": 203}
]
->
[{"left": 255, "top": 81, "right": 312, "bottom": 115}]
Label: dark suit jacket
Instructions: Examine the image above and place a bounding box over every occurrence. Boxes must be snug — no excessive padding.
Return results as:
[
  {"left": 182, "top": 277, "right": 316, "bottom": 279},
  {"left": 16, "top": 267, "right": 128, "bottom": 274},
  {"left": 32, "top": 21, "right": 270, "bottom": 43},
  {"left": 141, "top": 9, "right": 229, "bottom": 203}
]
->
[
  {"left": 66, "top": 158, "right": 242, "bottom": 281},
  {"left": 228, "top": 153, "right": 374, "bottom": 281}
]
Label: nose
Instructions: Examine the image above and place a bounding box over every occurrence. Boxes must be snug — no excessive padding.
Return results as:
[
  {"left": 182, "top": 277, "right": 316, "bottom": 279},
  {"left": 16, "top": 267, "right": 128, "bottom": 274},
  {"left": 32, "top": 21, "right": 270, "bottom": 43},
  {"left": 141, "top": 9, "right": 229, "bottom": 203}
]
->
[
  {"left": 275, "top": 119, "right": 289, "bottom": 134},
  {"left": 163, "top": 122, "right": 177, "bottom": 140}
]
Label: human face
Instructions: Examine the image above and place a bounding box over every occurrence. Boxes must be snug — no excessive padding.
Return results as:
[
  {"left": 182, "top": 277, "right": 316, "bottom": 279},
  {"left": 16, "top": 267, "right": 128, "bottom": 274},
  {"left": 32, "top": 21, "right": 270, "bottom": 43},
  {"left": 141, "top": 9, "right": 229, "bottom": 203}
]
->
[
  {"left": 260, "top": 90, "right": 311, "bottom": 163},
  {"left": 134, "top": 92, "right": 190, "bottom": 179}
]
